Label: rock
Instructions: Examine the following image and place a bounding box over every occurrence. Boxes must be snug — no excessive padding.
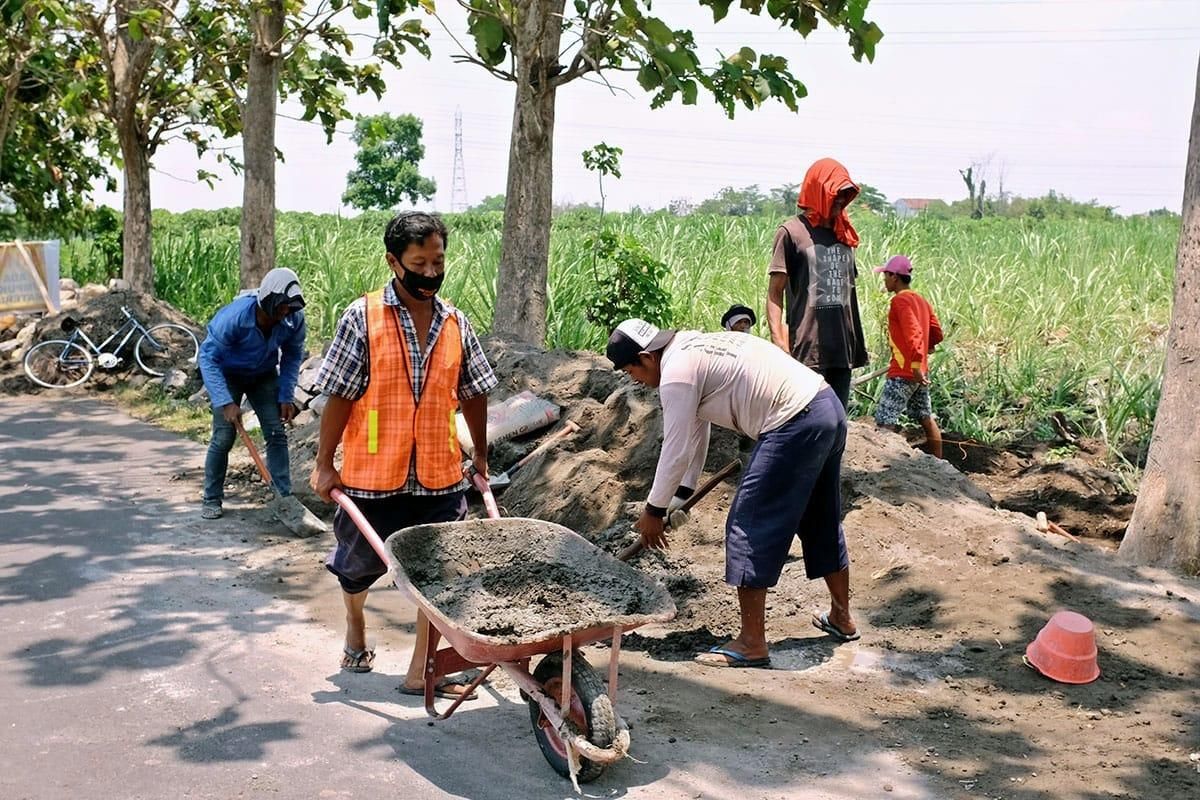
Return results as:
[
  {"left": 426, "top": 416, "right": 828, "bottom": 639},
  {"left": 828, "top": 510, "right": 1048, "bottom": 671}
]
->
[
  {"left": 188, "top": 387, "right": 210, "bottom": 405},
  {"left": 161, "top": 368, "right": 189, "bottom": 391},
  {"left": 242, "top": 410, "right": 260, "bottom": 432},
  {"left": 301, "top": 353, "right": 325, "bottom": 372},
  {"left": 0, "top": 314, "right": 17, "bottom": 333},
  {"left": 15, "top": 322, "right": 37, "bottom": 348},
  {"left": 293, "top": 409, "right": 316, "bottom": 428},
  {"left": 126, "top": 373, "right": 150, "bottom": 389},
  {"left": 58, "top": 298, "right": 79, "bottom": 312},
  {"left": 59, "top": 277, "right": 79, "bottom": 292},
  {"left": 80, "top": 283, "right": 107, "bottom": 301},
  {"left": 0, "top": 340, "right": 19, "bottom": 354},
  {"left": 107, "top": 278, "right": 131, "bottom": 291},
  {"left": 308, "top": 393, "right": 328, "bottom": 417}
]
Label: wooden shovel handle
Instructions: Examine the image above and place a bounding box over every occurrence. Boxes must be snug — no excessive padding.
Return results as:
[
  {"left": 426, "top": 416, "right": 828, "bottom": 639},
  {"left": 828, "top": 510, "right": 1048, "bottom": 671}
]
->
[
  {"left": 234, "top": 417, "right": 275, "bottom": 490},
  {"left": 510, "top": 419, "right": 580, "bottom": 474},
  {"left": 617, "top": 458, "right": 742, "bottom": 562}
]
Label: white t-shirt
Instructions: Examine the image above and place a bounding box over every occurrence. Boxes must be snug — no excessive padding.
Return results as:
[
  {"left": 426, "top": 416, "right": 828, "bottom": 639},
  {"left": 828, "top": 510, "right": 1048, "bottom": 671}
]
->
[{"left": 647, "top": 330, "right": 825, "bottom": 509}]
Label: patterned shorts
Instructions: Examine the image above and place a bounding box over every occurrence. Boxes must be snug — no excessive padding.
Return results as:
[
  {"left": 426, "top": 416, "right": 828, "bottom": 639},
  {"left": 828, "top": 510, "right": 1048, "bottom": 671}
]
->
[{"left": 874, "top": 377, "right": 934, "bottom": 425}]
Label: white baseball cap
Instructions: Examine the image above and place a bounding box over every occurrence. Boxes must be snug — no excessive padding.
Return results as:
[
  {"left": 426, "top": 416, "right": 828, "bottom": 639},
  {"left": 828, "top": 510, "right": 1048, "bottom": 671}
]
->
[{"left": 605, "top": 319, "right": 675, "bottom": 369}]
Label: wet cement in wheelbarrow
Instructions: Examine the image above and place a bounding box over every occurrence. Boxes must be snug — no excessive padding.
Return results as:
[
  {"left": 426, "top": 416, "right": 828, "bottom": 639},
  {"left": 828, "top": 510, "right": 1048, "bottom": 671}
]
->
[{"left": 391, "top": 518, "right": 672, "bottom": 643}]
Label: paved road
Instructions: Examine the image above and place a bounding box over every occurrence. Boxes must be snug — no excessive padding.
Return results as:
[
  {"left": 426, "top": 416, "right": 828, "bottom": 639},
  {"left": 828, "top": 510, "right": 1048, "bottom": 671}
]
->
[{"left": 0, "top": 395, "right": 935, "bottom": 800}]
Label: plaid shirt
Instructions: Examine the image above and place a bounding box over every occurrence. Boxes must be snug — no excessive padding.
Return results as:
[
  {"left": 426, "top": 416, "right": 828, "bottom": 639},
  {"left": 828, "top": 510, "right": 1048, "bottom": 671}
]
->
[{"left": 315, "top": 282, "right": 498, "bottom": 498}]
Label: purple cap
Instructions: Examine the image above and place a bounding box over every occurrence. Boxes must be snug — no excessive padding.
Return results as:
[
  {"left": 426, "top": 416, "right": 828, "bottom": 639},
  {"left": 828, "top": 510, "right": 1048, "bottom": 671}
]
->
[{"left": 873, "top": 255, "right": 913, "bottom": 276}]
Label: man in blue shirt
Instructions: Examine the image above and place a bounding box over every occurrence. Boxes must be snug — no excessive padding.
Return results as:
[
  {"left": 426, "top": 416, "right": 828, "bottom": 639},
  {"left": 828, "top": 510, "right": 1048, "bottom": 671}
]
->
[{"left": 198, "top": 267, "right": 308, "bottom": 519}]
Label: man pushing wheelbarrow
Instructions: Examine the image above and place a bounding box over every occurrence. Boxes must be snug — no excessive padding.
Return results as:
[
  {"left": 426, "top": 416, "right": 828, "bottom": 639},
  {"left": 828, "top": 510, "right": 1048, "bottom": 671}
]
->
[
  {"left": 310, "top": 212, "right": 497, "bottom": 698},
  {"left": 608, "top": 318, "right": 860, "bottom": 668}
]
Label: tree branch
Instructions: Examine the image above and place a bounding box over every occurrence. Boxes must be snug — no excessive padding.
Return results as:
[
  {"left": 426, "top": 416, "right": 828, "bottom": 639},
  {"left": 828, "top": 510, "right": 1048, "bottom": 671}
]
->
[{"left": 449, "top": 53, "right": 516, "bottom": 82}]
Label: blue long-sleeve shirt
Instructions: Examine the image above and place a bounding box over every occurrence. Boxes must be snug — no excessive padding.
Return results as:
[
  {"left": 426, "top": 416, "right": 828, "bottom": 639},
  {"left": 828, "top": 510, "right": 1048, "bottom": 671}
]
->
[{"left": 198, "top": 295, "right": 307, "bottom": 409}]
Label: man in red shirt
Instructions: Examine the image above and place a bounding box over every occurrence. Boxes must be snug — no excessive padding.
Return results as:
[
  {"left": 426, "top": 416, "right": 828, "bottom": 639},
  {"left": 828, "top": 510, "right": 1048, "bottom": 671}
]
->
[{"left": 873, "top": 255, "right": 944, "bottom": 458}]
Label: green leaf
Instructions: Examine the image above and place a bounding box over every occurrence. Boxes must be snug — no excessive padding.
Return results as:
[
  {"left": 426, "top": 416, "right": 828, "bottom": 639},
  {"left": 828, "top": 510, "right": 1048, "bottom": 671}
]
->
[
  {"left": 636, "top": 63, "right": 661, "bottom": 91},
  {"left": 657, "top": 45, "right": 693, "bottom": 76},
  {"left": 352, "top": 2, "right": 372, "bottom": 20},
  {"left": 681, "top": 79, "right": 698, "bottom": 105},
  {"left": 468, "top": 14, "right": 506, "bottom": 56},
  {"left": 127, "top": 17, "right": 143, "bottom": 40},
  {"left": 700, "top": 0, "right": 733, "bottom": 23},
  {"left": 642, "top": 17, "right": 673, "bottom": 46},
  {"left": 759, "top": 54, "right": 787, "bottom": 72}
]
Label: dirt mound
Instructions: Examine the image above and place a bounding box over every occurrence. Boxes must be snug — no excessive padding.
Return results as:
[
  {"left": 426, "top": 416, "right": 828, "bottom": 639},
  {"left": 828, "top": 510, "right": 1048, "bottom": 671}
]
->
[
  {"left": 479, "top": 338, "right": 749, "bottom": 534},
  {"left": 0, "top": 282, "right": 204, "bottom": 396}
]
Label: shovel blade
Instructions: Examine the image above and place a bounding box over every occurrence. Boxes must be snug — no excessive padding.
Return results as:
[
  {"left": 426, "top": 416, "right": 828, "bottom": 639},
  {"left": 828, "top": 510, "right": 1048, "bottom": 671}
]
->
[{"left": 271, "top": 494, "right": 328, "bottom": 538}]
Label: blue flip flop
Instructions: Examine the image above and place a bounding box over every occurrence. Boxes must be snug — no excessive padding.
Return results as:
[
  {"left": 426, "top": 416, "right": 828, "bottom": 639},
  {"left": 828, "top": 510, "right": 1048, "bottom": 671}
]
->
[
  {"left": 812, "top": 612, "right": 861, "bottom": 642},
  {"left": 694, "top": 646, "right": 772, "bottom": 669}
]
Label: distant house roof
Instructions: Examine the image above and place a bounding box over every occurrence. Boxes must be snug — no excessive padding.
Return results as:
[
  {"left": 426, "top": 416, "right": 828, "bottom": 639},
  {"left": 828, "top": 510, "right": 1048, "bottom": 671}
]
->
[{"left": 895, "top": 198, "right": 935, "bottom": 210}]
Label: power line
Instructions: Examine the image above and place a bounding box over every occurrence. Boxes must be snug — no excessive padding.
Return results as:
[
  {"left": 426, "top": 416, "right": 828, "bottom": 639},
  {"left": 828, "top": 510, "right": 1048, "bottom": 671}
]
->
[{"left": 450, "top": 107, "right": 469, "bottom": 212}]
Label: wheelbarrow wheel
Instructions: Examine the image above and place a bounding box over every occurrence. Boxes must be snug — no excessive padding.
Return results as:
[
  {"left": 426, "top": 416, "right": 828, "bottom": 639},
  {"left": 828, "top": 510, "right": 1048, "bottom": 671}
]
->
[{"left": 527, "top": 652, "right": 616, "bottom": 783}]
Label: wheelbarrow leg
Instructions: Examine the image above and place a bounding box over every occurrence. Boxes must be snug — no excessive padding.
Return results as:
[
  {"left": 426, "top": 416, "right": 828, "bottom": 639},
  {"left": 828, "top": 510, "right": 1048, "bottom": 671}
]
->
[
  {"left": 560, "top": 634, "right": 573, "bottom": 712},
  {"left": 423, "top": 619, "right": 441, "bottom": 716},
  {"left": 432, "top": 664, "right": 496, "bottom": 721},
  {"left": 607, "top": 626, "right": 621, "bottom": 706},
  {"left": 421, "top": 616, "right": 493, "bottom": 720}
]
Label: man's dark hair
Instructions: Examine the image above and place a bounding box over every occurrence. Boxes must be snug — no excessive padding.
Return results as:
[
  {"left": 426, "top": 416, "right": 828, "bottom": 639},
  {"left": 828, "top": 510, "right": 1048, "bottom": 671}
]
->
[
  {"left": 384, "top": 212, "right": 449, "bottom": 260},
  {"left": 898, "top": 273, "right": 912, "bottom": 286}
]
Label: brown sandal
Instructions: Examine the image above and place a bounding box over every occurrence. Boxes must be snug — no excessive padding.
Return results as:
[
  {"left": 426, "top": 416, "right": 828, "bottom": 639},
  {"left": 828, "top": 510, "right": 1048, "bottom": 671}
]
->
[{"left": 340, "top": 646, "right": 375, "bottom": 673}]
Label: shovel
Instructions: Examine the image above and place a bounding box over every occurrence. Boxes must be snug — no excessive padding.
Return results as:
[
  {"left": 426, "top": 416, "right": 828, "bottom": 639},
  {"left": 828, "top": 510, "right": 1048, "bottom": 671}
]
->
[
  {"left": 234, "top": 417, "right": 328, "bottom": 538},
  {"left": 618, "top": 458, "right": 741, "bottom": 562},
  {"left": 489, "top": 420, "right": 581, "bottom": 489}
]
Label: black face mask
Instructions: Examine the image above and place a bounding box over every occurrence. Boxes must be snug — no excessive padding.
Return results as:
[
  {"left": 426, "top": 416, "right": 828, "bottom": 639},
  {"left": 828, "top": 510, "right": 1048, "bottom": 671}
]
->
[{"left": 398, "top": 266, "right": 445, "bottom": 298}]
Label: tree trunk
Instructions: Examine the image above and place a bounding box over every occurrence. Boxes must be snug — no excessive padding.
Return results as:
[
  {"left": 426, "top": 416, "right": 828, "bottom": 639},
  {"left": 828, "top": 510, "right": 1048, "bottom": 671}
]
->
[
  {"left": 109, "top": 2, "right": 157, "bottom": 295},
  {"left": 118, "top": 126, "right": 154, "bottom": 294},
  {"left": 239, "top": 1, "right": 284, "bottom": 290},
  {"left": 1119, "top": 55, "right": 1200, "bottom": 573},
  {"left": 491, "top": 0, "right": 566, "bottom": 345}
]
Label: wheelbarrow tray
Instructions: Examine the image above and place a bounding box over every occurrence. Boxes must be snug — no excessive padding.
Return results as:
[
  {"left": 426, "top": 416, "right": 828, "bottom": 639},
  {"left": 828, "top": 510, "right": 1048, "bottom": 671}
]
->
[{"left": 383, "top": 517, "right": 677, "bottom": 665}]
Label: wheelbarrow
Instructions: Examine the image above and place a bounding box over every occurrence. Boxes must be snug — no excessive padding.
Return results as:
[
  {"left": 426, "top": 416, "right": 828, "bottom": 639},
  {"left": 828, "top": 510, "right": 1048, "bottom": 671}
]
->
[{"left": 330, "top": 476, "right": 676, "bottom": 787}]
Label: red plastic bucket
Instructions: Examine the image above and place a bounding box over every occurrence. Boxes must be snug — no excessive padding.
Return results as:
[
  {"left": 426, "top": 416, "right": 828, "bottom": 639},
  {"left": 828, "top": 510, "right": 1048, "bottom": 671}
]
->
[{"left": 1024, "top": 610, "right": 1100, "bottom": 685}]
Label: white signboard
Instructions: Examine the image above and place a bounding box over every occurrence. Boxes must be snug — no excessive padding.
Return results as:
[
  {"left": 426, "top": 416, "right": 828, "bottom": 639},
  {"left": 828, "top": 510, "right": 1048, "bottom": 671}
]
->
[{"left": 0, "top": 240, "right": 60, "bottom": 313}]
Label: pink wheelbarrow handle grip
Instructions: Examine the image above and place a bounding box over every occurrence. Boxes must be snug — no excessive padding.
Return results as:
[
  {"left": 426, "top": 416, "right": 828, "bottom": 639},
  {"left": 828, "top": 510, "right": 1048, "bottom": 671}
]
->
[{"left": 470, "top": 472, "right": 502, "bottom": 519}]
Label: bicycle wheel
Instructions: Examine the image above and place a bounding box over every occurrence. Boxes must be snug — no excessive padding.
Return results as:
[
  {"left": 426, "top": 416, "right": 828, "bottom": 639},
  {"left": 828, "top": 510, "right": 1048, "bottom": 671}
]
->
[
  {"left": 23, "top": 340, "right": 94, "bottom": 389},
  {"left": 135, "top": 324, "right": 199, "bottom": 377}
]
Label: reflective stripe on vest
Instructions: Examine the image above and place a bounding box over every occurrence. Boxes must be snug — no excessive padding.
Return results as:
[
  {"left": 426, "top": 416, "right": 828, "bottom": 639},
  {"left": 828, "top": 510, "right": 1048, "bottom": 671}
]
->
[{"left": 341, "top": 290, "right": 463, "bottom": 491}]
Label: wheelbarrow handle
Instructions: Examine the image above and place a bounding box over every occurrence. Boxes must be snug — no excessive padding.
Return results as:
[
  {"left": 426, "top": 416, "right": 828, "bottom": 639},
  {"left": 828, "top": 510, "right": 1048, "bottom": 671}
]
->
[
  {"left": 330, "top": 488, "right": 390, "bottom": 565},
  {"left": 469, "top": 471, "right": 502, "bottom": 520}
]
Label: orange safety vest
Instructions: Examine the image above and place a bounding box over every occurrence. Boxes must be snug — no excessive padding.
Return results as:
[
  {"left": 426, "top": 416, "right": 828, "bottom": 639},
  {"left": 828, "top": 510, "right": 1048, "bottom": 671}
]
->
[{"left": 341, "top": 290, "right": 463, "bottom": 491}]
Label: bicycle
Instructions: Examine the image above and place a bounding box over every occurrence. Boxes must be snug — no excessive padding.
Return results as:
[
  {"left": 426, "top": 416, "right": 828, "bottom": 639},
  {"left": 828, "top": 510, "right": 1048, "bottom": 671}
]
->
[{"left": 23, "top": 306, "right": 200, "bottom": 389}]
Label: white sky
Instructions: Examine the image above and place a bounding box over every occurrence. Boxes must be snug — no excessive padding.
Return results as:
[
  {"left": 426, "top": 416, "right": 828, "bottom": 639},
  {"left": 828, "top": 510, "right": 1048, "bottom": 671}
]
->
[{"left": 96, "top": 0, "right": 1200, "bottom": 216}]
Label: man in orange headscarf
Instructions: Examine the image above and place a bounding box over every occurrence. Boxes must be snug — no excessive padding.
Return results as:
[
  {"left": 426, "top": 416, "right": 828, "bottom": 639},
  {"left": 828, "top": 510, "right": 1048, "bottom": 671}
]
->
[{"left": 765, "top": 158, "right": 869, "bottom": 409}]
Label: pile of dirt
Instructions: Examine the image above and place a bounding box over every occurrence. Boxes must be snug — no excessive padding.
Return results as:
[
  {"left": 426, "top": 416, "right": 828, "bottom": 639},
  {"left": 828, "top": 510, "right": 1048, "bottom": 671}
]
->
[
  {"left": 0, "top": 281, "right": 204, "bottom": 396},
  {"left": 388, "top": 517, "right": 674, "bottom": 642},
  {"left": 478, "top": 338, "right": 749, "bottom": 535}
]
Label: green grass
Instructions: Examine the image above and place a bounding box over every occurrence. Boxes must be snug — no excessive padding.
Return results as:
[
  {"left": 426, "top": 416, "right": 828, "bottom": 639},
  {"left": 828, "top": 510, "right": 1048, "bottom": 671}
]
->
[{"left": 58, "top": 209, "right": 1177, "bottom": 464}]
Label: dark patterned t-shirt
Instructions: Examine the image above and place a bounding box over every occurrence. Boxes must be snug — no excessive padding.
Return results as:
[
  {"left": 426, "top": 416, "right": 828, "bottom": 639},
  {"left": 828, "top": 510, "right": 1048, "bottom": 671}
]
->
[{"left": 768, "top": 216, "right": 869, "bottom": 370}]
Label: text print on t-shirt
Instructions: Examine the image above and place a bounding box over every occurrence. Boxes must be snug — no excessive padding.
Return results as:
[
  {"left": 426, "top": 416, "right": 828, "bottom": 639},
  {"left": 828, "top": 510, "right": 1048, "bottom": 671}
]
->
[
  {"left": 807, "top": 243, "right": 855, "bottom": 310},
  {"left": 677, "top": 335, "right": 743, "bottom": 361}
]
